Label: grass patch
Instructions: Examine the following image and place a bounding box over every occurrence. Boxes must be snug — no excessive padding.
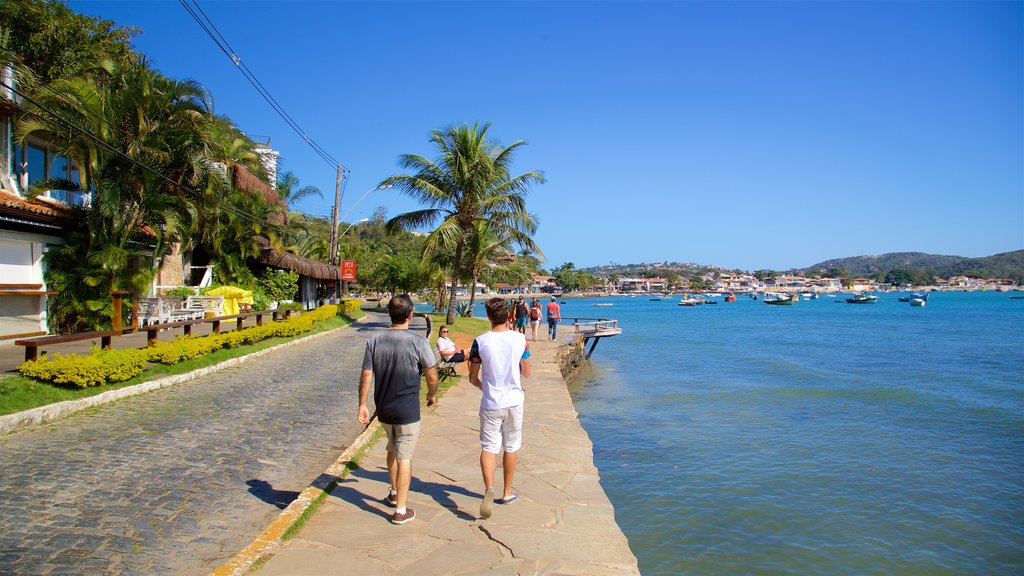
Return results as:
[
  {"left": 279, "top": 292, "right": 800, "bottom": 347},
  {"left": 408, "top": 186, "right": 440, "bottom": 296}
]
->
[{"left": 0, "top": 311, "right": 363, "bottom": 417}]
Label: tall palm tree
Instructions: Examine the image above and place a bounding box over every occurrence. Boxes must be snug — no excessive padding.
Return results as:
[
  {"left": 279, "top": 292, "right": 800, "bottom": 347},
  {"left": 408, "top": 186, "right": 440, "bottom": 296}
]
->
[
  {"left": 383, "top": 122, "right": 544, "bottom": 324},
  {"left": 16, "top": 56, "right": 218, "bottom": 328}
]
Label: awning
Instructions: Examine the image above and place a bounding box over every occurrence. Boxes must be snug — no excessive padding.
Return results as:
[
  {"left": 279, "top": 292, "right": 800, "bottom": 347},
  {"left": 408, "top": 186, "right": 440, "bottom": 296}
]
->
[{"left": 254, "top": 236, "right": 339, "bottom": 281}]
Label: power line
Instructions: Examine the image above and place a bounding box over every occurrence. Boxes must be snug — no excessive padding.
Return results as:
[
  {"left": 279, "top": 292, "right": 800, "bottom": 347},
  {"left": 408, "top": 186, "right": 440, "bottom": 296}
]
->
[{"left": 177, "top": 0, "right": 349, "bottom": 174}]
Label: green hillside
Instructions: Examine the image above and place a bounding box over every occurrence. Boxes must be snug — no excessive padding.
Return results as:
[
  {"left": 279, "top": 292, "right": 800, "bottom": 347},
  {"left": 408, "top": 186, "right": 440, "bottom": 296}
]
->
[{"left": 801, "top": 250, "right": 1024, "bottom": 280}]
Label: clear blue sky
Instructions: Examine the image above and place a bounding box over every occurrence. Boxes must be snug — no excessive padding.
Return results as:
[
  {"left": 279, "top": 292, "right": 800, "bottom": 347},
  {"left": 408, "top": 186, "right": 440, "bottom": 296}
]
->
[{"left": 69, "top": 0, "right": 1023, "bottom": 272}]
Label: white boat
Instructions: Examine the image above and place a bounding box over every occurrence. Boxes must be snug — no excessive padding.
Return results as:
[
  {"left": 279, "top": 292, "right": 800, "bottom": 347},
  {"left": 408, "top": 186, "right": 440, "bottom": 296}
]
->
[
  {"left": 909, "top": 298, "right": 926, "bottom": 307},
  {"left": 593, "top": 303, "right": 614, "bottom": 307},
  {"left": 678, "top": 298, "right": 700, "bottom": 307}
]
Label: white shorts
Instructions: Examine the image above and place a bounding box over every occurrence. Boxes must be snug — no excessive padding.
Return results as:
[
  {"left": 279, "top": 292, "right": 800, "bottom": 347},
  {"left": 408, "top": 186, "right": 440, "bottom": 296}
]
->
[{"left": 479, "top": 404, "right": 523, "bottom": 454}]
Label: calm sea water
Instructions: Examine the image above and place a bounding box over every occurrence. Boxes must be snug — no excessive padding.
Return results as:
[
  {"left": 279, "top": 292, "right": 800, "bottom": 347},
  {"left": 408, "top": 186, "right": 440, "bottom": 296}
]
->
[{"left": 559, "top": 292, "right": 1023, "bottom": 575}]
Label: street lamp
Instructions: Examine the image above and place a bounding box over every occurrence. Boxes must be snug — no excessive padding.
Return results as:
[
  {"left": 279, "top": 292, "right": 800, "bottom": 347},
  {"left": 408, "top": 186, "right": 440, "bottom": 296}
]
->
[
  {"left": 329, "top": 184, "right": 391, "bottom": 266},
  {"left": 339, "top": 217, "right": 369, "bottom": 240}
]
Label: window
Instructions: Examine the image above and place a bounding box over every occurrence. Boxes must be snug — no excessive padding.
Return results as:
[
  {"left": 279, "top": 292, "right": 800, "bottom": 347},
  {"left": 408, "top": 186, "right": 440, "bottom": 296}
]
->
[{"left": 13, "top": 141, "right": 85, "bottom": 206}]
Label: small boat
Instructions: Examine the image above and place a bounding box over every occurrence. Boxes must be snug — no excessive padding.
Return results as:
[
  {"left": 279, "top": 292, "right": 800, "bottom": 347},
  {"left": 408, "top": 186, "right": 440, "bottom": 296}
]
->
[
  {"left": 724, "top": 294, "right": 736, "bottom": 302},
  {"left": 845, "top": 294, "right": 879, "bottom": 304},
  {"left": 909, "top": 298, "right": 926, "bottom": 307},
  {"left": 649, "top": 296, "right": 662, "bottom": 301},
  {"left": 898, "top": 292, "right": 929, "bottom": 302},
  {"left": 763, "top": 293, "right": 796, "bottom": 305},
  {"left": 800, "top": 292, "right": 820, "bottom": 300},
  {"left": 593, "top": 303, "right": 614, "bottom": 307},
  {"left": 678, "top": 298, "right": 700, "bottom": 307}
]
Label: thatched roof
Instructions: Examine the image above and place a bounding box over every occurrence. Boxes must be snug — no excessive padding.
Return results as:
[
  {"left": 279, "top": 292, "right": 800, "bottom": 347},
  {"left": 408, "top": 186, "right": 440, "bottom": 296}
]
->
[
  {"left": 231, "top": 164, "right": 286, "bottom": 225},
  {"left": 254, "top": 236, "right": 339, "bottom": 281}
]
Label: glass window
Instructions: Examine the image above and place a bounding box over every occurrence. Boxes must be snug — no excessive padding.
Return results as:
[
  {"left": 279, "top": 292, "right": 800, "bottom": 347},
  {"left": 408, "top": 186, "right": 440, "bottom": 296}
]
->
[{"left": 26, "top": 143, "right": 46, "bottom": 187}]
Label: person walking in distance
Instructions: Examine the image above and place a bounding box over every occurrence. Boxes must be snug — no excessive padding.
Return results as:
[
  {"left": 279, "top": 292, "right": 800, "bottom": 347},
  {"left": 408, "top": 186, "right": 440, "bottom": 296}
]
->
[
  {"left": 514, "top": 296, "right": 529, "bottom": 335},
  {"left": 357, "top": 294, "right": 439, "bottom": 525},
  {"left": 545, "top": 296, "right": 561, "bottom": 341},
  {"left": 528, "top": 297, "right": 542, "bottom": 341},
  {"left": 469, "top": 297, "right": 531, "bottom": 519}
]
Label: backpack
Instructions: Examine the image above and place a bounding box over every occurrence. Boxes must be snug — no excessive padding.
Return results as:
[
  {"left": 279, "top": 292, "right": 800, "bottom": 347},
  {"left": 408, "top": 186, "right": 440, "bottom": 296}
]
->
[{"left": 529, "top": 306, "right": 539, "bottom": 320}]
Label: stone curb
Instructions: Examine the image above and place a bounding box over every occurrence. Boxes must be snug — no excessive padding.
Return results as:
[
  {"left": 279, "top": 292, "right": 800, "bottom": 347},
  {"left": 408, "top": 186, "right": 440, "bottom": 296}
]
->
[
  {"left": 210, "top": 419, "right": 382, "bottom": 576},
  {"left": 0, "top": 317, "right": 365, "bottom": 436}
]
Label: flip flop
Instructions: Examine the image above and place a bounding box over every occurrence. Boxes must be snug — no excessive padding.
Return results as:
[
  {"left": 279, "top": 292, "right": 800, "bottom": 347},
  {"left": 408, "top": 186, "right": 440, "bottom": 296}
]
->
[{"left": 495, "top": 494, "right": 518, "bottom": 505}]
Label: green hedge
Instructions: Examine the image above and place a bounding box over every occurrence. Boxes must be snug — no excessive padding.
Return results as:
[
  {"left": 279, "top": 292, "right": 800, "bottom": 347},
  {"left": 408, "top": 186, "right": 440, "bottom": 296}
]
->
[
  {"left": 339, "top": 298, "right": 361, "bottom": 316},
  {"left": 19, "top": 346, "right": 148, "bottom": 388},
  {"left": 19, "top": 305, "right": 339, "bottom": 387}
]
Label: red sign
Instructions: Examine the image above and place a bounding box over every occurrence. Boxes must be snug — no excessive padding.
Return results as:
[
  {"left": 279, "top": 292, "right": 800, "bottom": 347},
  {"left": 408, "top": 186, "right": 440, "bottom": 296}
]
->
[{"left": 341, "top": 260, "right": 357, "bottom": 281}]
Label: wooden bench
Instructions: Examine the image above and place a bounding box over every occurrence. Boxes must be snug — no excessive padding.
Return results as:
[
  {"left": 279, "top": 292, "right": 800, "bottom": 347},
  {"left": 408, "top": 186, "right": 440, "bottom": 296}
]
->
[
  {"left": 433, "top": 347, "right": 461, "bottom": 380},
  {"left": 15, "top": 330, "right": 125, "bottom": 362}
]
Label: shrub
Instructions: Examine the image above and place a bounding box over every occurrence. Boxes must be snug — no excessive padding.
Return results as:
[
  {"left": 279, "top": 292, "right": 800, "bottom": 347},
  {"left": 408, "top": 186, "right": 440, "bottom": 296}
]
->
[
  {"left": 165, "top": 286, "right": 196, "bottom": 297},
  {"left": 147, "top": 335, "right": 225, "bottom": 364},
  {"left": 339, "top": 298, "right": 360, "bottom": 316},
  {"left": 19, "top": 346, "right": 147, "bottom": 388},
  {"left": 18, "top": 304, "right": 342, "bottom": 386}
]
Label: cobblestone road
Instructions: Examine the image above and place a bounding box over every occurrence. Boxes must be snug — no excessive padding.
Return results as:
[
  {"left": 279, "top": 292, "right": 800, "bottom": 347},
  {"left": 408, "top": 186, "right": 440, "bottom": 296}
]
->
[{"left": 0, "top": 310, "right": 404, "bottom": 575}]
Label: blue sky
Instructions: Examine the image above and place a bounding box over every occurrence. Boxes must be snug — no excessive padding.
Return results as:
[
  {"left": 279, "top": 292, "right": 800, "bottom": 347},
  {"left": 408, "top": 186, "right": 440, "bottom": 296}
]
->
[{"left": 68, "top": 0, "right": 1022, "bottom": 272}]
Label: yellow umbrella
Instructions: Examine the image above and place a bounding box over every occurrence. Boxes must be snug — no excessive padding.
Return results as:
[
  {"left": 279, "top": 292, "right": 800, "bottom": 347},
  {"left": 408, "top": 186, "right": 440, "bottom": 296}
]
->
[{"left": 205, "top": 286, "right": 254, "bottom": 315}]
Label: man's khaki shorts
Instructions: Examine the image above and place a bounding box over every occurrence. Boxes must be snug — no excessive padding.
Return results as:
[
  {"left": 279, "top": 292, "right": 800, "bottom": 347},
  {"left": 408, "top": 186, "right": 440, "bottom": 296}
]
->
[{"left": 381, "top": 421, "right": 420, "bottom": 460}]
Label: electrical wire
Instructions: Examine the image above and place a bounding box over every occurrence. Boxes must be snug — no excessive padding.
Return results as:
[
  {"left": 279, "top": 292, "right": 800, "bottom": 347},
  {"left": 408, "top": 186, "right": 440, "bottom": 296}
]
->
[{"left": 177, "top": 0, "right": 349, "bottom": 174}]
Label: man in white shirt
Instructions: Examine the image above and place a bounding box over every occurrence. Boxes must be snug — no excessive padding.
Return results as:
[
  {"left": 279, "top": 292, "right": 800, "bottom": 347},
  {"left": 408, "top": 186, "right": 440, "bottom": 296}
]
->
[{"left": 468, "top": 297, "right": 531, "bottom": 519}]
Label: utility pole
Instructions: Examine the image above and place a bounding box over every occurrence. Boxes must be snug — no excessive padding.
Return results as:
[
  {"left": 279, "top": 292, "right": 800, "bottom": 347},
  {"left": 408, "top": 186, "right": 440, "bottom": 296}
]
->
[
  {"left": 328, "top": 165, "right": 343, "bottom": 303},
  {"left": 328, "top": 164, "right": 342, "bottom": 266}
]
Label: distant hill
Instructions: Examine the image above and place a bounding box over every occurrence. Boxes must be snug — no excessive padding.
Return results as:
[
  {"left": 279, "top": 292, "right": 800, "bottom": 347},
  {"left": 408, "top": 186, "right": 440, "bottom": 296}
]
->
[{"left": 800, "top": 250, "right": 1024, "bottom": 279}]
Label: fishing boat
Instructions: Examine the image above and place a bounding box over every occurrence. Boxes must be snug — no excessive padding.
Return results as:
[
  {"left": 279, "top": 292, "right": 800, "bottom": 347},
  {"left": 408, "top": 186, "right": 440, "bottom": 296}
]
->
[
  {"left": 763, "top": 293, "right": 796, "bottom": 305},
  {"left": 898, "top": 292, "right": 929, "bottom": 302},
  {"left": 845, "top": 294, "right": 879, "bottom": 304},
  {"left": 724, "top": 294, "right": 737, "bottom": 302}
]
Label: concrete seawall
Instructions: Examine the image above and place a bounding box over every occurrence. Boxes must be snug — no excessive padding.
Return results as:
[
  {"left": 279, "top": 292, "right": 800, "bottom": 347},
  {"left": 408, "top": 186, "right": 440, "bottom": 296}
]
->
[{"left": 248, "top": 335, "right": 639, "bottom": 575}]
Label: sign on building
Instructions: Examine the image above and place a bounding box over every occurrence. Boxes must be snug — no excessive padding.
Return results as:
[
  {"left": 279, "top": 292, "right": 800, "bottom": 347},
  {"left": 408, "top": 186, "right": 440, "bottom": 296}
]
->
[{"left": 341, "top": 260, "right": 357, "bottom": 281}]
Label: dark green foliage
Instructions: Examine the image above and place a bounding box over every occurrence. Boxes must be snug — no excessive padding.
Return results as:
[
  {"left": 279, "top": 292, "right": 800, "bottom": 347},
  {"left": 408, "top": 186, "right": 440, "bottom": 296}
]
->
[{"left": 0, "top": 0, "right": 137, "bottom": 82}]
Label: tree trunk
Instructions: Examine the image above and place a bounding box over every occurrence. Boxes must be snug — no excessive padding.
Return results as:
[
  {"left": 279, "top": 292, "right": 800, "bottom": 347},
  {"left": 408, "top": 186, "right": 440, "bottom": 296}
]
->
[
  {"left": 446, "top": 242, "right": 464, "bottom": 325},
  {"left": 467, "top": 272, "right": 479, "bottom": 319}
]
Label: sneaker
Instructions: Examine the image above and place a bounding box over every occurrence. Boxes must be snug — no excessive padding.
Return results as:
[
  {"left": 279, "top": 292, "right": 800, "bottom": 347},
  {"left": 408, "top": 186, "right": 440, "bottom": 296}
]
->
[
  {"left": 495, "top": 494, "right": 518, "bottom": 505},
  {"left": 480, "top": 488, "right": 494, "bottom": 519},
  {"left": 382, "top": 493, "right": 397, "bottom": 507},
  {"left": 391, "top": 508, "right": 416, "bottom": 525}
]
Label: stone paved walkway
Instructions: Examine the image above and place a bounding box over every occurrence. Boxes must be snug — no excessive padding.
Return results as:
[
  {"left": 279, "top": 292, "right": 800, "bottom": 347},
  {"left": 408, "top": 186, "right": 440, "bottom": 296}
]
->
[
  {"left": 256, "top": 336, "right": 640, "bottom": 576},
  {"left": 0, "top": 310, "right": 401, "bottom": 576}
]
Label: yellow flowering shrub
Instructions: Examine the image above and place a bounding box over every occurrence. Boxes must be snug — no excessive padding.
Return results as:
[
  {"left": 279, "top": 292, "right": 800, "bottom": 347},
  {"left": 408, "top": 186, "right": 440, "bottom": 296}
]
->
[
  {"left": 18, "top": 304, "right": 341, "bottom": 385},
  {"left": 18, "top": 346, "right": 148, "bottom": 388}
]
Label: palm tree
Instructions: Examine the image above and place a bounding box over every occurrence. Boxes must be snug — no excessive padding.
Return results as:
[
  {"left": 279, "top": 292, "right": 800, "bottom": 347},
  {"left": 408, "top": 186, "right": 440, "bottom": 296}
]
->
[
  {"left": 276, "top": 171, "right": 322, "bottom": 208},
  {"left": 462, "top": 220, "right": 542, "bottom": 315},
  {"left": 383, "top": 122, "right": 544, "bottom": 324},
  {"left": 16, "top": 56, "right": 218, "bottom": 328}
]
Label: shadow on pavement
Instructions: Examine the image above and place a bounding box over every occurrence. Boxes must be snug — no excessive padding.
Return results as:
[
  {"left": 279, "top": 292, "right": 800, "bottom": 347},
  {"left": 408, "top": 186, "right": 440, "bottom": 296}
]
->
[
  {"left": 330, "top": 465, "right": 483, "bottom": 522},
  {"left": 246, "top": 479, "right": 300, "bottom": 509}
]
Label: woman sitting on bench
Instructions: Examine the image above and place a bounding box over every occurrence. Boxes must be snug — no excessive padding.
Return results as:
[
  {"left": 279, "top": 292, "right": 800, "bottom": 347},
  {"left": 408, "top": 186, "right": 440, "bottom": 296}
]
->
[{"left": 437, "top": 325, "right": 465, "bottom": 362}]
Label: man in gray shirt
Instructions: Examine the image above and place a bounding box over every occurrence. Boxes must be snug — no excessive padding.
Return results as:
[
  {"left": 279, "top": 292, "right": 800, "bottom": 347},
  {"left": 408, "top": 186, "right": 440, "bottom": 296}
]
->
[{"left": 358, "top": 294, "right": 438, "bottom": 524}]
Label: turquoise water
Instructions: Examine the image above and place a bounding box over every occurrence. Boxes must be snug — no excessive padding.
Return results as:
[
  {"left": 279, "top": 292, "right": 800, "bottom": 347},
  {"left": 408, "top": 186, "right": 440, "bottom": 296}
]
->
[{"left": 560, "top": 292, "right": 1023, "bottom": 575}]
